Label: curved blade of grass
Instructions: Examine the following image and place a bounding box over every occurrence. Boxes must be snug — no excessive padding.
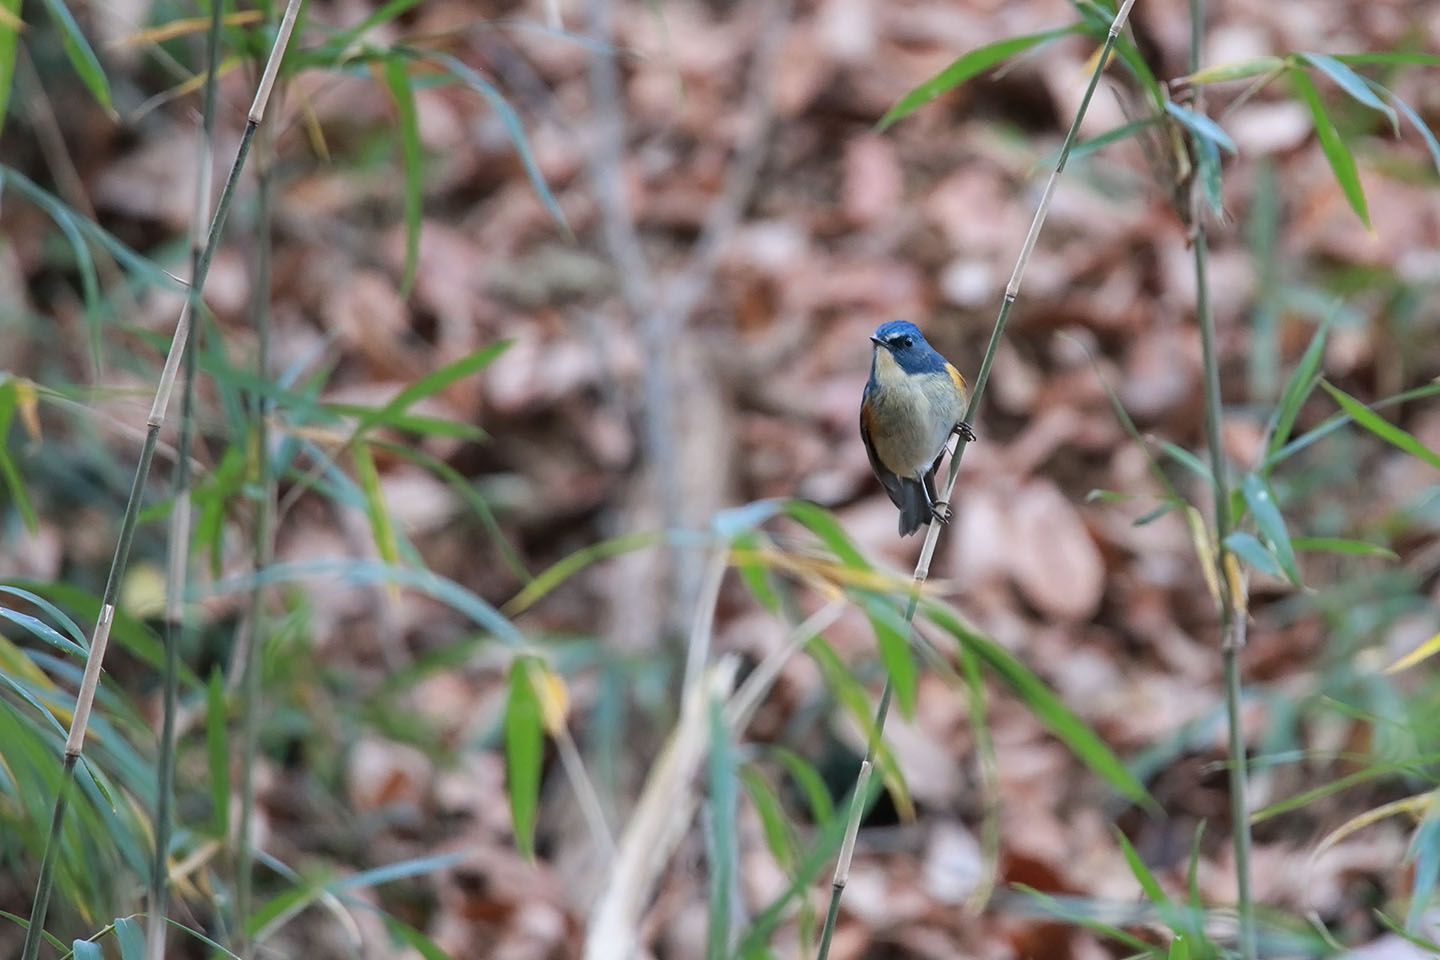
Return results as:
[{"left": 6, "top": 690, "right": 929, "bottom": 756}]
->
[
  {"left": 506, "top": 656, "right": 544, "bottom": 859},
  {"left": 329, "top": 851, "right": 466, "bottom": 892},
  {"left": 1064, "top": 117, "right": 1159, "bottom": 164},
  {"left": 1332, "top": 52, "right": 1440, "bottom": 67},
  {"left": 1320, "top": 379, "right": 1440, "bottom": 469},
  {"left": 740, "top": 766, "right": 796, "bottom": 868},
  {"left": 770, "top": 745, "right": 834, "bottom": 824},
  {"left": 1267, "top": 380, "right": 1440, "bottom": 467},
  {"left": 409, "top": 50, "right": 571, "bottom": 239},
  {"left": 783, "top": 499, "right": 868, "bottom": 568},
  {"left": 382, "top": 57, "right": 423, "bottom": 296},
  {"left": 382, "top": 916, "right": 454, "bottom": 960},
  {"left": 36, "top": 0, "right": 113, "bottom": 111},
  {"left": 205, "top": 668, "right": 229, "bottom": 836},
  {"left": 877, "top": 26, "right": 1080, "bottom": 131},
  {"left": 923, "top": 601, "right": 1151, "bottom": 805},
  {"left": 1240, "top": 473, "right": 1299, "bottom": 585},
  {"left": 352, "top": 441, "right": 401, "bottom": 570},
  {"left": 1290, "top": 66, "right": 1370, "bottom": 227},
  {"left": 0, "top": 605, "right": 87, "bottom": 657},
  {"left": 1300, "top": 53, "right": 1396, "bottom": 129}
]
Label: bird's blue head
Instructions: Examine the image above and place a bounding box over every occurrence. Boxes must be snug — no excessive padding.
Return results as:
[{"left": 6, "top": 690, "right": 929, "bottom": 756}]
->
[{"left": 869, "top": 321, "right": 945, "bottom": 376}]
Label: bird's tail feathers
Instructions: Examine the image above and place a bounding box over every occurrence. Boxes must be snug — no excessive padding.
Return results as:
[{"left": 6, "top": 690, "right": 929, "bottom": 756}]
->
[{"left": 897, "top": 479, "right": 931, "bottom": 537}]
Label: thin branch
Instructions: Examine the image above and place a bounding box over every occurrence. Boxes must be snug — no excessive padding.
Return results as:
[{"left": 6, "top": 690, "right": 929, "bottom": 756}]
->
[
  {"left": 146, "top": 0, "right": 223, "bottom": 955},
  {"left": 814, "top": 2, "right": 1140, "bottom": 955}
]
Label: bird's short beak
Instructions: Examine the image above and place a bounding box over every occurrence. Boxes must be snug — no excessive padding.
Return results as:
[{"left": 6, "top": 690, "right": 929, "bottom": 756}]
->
[{"left": 869, "top": 336, "right": 884, "bottom": 347}]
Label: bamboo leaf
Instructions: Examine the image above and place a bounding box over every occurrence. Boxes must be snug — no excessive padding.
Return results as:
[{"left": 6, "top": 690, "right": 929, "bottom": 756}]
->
[
  {"left": 784, "top": 499, "right": 869, "bottom": 568},
  {"left": 1300, "top": 53, "right": 1397, "bottom": 128},
  {"left": 858, "top": 596, "right": 918, "bottom": 719},
  {"left": 1240, "top": 473, "right": 1299, "bottom": 585},
  {"left": 1223, "top": 531, "right": 1283, "bottom": 579},
  {"left": 36, "top": 0, "right": 112, "bottom": 110},
  {"left": 1320, "top": 380, "right": 1440, "bottom": 470},
  {"left": 382, "top": 57, "right": 423, "bottom": 297},
  {"left": 381, "top": 916, "right": 455, "bottom": 960},
  {"left": 1264, "top": 314, "right": 1330, "bottom": 469},
  {"left": 1185, "top": 56, "right": 1284, "bottom": 84},
  {"left": 355, "top": 341, "right": 511, "bottom": 436},
  {"left": 71, "top": 940, "right": 103, "bottom": 960},
  {"left": 770, "top": 745, "right": 834, "bottom": 824},
  {"left": 1290, "top": 536, "right": 1396, "bottom": 559},
  {"left": 413, "top": 50, "right": 572, "bottom": 239},
  {"left": 1290, "top": 66, "right": 1370, "bottom": 227},
  {"left": 505, "top": 656, "right": 545, "bottom": 859},
  {"left": 740, "top": 766, "right": 796, "bottom": 868},
  {"left": 1366, "top": 79, "right": 1440, "bottom": 177},
  {"left": 1332, "top": 52, "right": 1440, "bottom": 67},
  {"left": 877, "top": 26, "right": 1079, "bottom": 130},
  {"left": 1164, "top": 101, "right": 1237, "bottom": 154},
  {"left": 0, "top": 379, "right": 39, "bottom": 532},
  {"left": 0, "top": 0, "right": 19, "bottom": 138},
  {"left": 113, "top": 916, "right": 144, "bottom": 960},
  {"left": 923, "top": 602, "right": 1151, "bottom": 805},
  {"left": 352, "top": 442, "right": 401, "bottom": 569},
  {"left": 206, "top": 668, "right": 230, "bottom": 837}
]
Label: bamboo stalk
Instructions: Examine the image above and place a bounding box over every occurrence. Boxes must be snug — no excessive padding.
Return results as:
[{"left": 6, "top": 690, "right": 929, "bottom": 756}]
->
[
  {"left": 145, "top": 2, "right": 225, "bottom": 957},
  {"left": 813, "top": 3, "right": 1139, "bottom": 955},
  {"left": 19, "top": 4, "right": 304, "bottom": 956}
]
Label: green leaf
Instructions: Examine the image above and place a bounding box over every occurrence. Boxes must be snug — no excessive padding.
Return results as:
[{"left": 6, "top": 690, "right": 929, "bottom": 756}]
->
[
  {"left": 36, "top": 0, "right": 112, "bottom": 110},
  {"left": 1191, "top": 127, "right": 1224, "bottom": 217},
  {"left": 1291, "top": 536, "right": 1397, "bottom": 559},
  {"left": 414, "top": 50, "right": 572, "bottom": 239},
  {"left": 1290, "top": 65, "right": 1370, "bottom": 228},
  {"left": 1300, "top": 53, "right": 1397, "bottom": 129},
  {"left": 352, "top": 442, "right": 401, "bottom": 567},
  {"left": 382, "top": 915, "right": 455, "bottom": 960},
  {"left": 769, "top": 745, "right": 834, "bottom": 824},
  {"left": 1066, "top": 118, "right": 1161, "bottom": 163},
  {"left": 505, "top": 656, "right": 545, "bottom": 859},
  {"left": 383, "top": 57, "right": 423, "bottom": 297},
  {"left": 1332, "top": 52, "right": 1440, "bottom": 67},
  {"left": 0, "top": 585, "right": 87, "bottom": 651},
  {"left": 1169, "top": 935, "right": 1190, "bottom": 960},
  {"left": 0, "top": 380, "right": 39, "bottom": 532},
  {"left": 923, "top": 602, "right": 1152, "bottom": 806},
  {"left": 1116, "top": 829, "right": 1170, "bottom": 905},
  {"left": 330, "top": 852, "right": 466, "bottom": 891},
  {"left": 705, "top": 698, "right": 737, "bottom": 960},
  {"left": 876, "top": 26, "right": 1079, "bottom": 130},
  {"left": 858, "top": 596, "right": 918, "bottom": 719},
  {"left": 740, "top": 766, "right": 796, "bottom": 868},
  {"left": 72, "top": 940, "right": 103, "bottom": 960},
  {"left": 113, "top": 916, "right": 144, "bottom": 960},
  {"left": 1367, "top": 79, "right": 1440, "bottom": 177},
  {"left": 0, "top": 0, "right": 19, "bottom": 139},
  {"left": 783, "top": 499, "right": 869, "bottom": 568},
  {"left": 1264, "top": 313, "right": 1330, "bottom": 469},
  {"left": 1320, "top": 380, "right": 1440, "bottom": 470},
  {"left": 206, "top": 668, "right": 230, "bottom": 837},
  {"left": 1158, "top": 441, "right": 1216, "bottom": 488},
  {"left": 1266, "top": 380, "right": 1440, "bottom": 468},
  {"left": 0, "top": 603, "right": 86, "bottom": 657},
  {"left": 1223, "top": 531, "right": 1284, "bottom": 579},
  {"left": 1185, "top": 56, "right": 1284, "bottom": 84},
  {"left": 355, "top": 341, "right": 511, "bottom": 436},
  {"left": 1241, "top": 473, "right": 1299, "bottom": 585},
  {"left": 504, "top": 532, "right": 659, "bottom": 615},
  {"left": 1164, "top": 101, "right": 1237, "bottom": 154}
]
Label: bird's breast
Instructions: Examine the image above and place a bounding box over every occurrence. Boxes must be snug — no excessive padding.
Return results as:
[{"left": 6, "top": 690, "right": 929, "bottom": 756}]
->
[{"left": 865, "top": 363, "right": 964, "bottom": 477}]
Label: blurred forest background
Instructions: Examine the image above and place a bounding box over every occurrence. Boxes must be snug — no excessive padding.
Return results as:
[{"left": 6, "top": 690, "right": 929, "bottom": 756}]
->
[{"left": 2, "top": 0, "right": 1440, "bottom": 957}]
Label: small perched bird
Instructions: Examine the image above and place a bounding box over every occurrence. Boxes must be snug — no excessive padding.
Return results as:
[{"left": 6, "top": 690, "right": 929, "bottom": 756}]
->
[{"left": 860, "top": 321, "right": 975, "bottom": 537}]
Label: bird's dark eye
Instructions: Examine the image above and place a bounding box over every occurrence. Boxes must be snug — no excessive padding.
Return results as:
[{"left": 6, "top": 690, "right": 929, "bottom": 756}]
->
[{"left": 897, "top": 336, "right": 913, "bottom": 348}]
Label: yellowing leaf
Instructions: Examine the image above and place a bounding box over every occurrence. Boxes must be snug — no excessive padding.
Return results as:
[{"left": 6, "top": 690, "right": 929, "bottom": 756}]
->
[
  {"left": 14, "top": 376, "right": 40, "bottom": 444},
  {"left": 1385, "top": 632, "right": 1440, "bottom": 674},
  {"left": 528, "top": 661, "right": 570, "bottom": 735},
  {"left": 110, "top": 10, "right": 262, "bottom": 47}
]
